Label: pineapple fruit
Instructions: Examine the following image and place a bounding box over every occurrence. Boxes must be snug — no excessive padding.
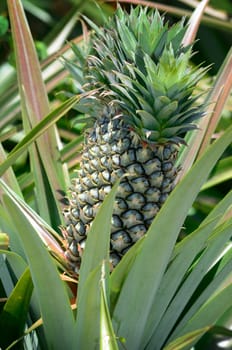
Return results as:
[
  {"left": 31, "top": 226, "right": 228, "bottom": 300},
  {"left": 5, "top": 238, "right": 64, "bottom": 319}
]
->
[{"left": 62, "top": 7, "right": 205, "bottom": 273}]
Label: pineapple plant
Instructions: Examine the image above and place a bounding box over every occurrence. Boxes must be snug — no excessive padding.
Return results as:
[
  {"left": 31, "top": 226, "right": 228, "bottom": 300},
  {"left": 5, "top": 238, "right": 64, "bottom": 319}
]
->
[
  {"left": 1, "top": 1, "right": 232, "bottom": 349},
  {"left": 62, "top": 6, "right": 206, "bottom": 273}
]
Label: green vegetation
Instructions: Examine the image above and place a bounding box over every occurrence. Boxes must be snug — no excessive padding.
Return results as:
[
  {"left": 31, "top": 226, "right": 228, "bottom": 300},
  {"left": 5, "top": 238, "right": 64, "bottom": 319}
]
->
[{"left": 0, "top": 1, "right": 231, "bottom": 349}]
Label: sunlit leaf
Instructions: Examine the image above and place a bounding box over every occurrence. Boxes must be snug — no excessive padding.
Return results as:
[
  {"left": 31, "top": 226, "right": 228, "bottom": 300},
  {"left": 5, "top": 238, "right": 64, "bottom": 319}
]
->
[
  {"left": 164, "top": 326, "right": 211, "bottom": 350},
  {"left": 0, "top": 233, "right": 9, "bottom": 250},
  {"left": 182, "top": 0, "right": 210, "bottom": 46}
]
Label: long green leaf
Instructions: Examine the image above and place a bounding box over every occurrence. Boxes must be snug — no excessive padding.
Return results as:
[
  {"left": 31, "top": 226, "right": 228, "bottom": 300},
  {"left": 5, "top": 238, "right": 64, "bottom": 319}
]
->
[
  {"left": 77, "top": 179, "right": 121, "bottom": 301},
  {"left": 73, "top": 264, "right": 102, "bottom": 349},
  {"left": 141, "top": 217, "right": 219, "bottom": 347},
  {"left": 177, "top": 47, "right": 232, "bottom": 180},
  {"left": 0, "top": 268, "right": 33, "bottom": 349},
  {"left": 100, "top": 262, "right": 119, "bottom": 350},
  {"left": 1, "top": 195, "right": 75, "bottom": 349},
  {"left": 148, "top": 221, "right": 232, "bottom": 348},
  {"left": 110, "top": 236, "right": 145, "bottom": 314},
  {"left": 163, "top": 326, "right": 211, "bottom": 350},
  {"left": 170, "top": 282, "right": 232, "bottom": 343},
  {"left": 168, "top": 245, "right": 232, "bottom": 343},
  {"left": 7, "top": 0, "right": 50, "bottom": 120},
  {"left": 0, "top": 179, "right": 67, "bottom": 263},
  {"left": 74, "top": 180, "right": 120, "bottom": 348},
  {"left": 7, "top": 0, "right": 68, "bottom": 226},
  {"left": 112, "top": 123, "right": 232, "bottom": 349}
]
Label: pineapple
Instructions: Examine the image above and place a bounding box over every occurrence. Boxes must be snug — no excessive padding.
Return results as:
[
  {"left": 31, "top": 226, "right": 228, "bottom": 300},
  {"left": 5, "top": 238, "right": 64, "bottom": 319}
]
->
[{"left": 62, "top": 7, "right": 206, "bottom": 273}]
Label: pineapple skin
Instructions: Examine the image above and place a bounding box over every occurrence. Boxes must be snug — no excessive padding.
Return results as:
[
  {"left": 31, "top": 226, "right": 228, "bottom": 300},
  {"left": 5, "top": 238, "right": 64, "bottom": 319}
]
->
[{"left": 63, "top": 109, "right": 178, "bottom": 272}]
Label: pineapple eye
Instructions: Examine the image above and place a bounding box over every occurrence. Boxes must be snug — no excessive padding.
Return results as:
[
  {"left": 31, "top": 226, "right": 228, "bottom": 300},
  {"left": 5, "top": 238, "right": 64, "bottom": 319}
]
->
[
  {"left": 111, "top": 231, "right": 131, "bottom": 253},
  {"left": 126, "top": 193, "right": 145, "bottom": 209}
]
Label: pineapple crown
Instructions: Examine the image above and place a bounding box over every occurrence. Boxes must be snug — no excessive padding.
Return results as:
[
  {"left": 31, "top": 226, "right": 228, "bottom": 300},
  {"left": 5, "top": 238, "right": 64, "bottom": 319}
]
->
[{"left": 67, "top": 6, "right": 207, "bottom": 145}]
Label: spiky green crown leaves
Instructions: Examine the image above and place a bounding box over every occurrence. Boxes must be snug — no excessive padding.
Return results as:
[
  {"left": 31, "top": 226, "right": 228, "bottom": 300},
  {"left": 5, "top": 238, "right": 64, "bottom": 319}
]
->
[{"left": 68, "top": 6, "right": 207, "bottom": 145}]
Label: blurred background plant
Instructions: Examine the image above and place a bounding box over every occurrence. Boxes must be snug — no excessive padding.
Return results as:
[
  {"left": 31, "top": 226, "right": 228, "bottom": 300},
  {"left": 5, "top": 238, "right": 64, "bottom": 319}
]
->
[{"left": 0, "top": 0, "right": 231, "bottom": 349}]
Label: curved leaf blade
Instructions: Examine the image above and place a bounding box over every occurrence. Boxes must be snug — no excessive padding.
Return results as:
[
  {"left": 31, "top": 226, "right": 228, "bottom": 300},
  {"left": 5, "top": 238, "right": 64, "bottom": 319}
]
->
[
  {"left": 74, "top": 180, "right": 120, "bottom": 348},
  {"left": 100, "top": 262, "right": 119, "bottom": 350},
  {"left": 163, "top": 326, "right": 211, "bottom": 350}
]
